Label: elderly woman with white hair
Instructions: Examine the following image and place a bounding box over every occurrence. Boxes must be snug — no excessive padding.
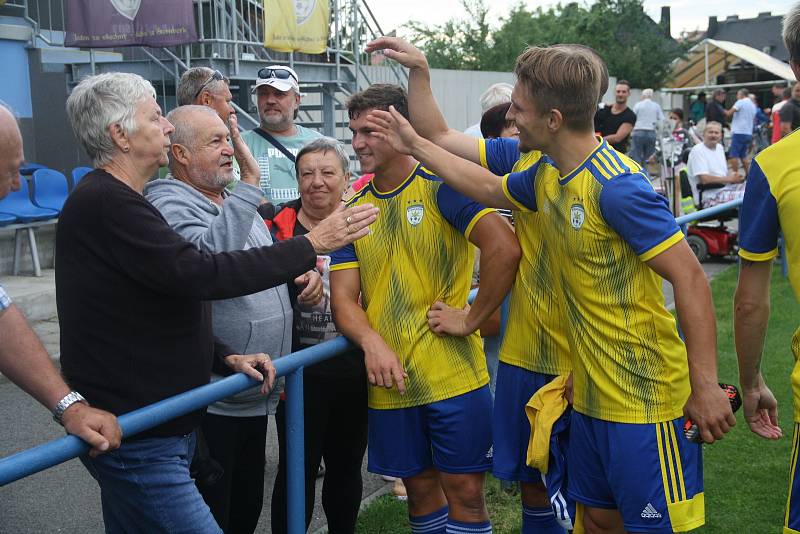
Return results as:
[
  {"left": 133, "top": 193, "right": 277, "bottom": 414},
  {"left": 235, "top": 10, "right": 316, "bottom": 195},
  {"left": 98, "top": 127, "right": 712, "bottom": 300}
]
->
[
  {"left": 58, "top": 72, "right": 377, "bottom": 533},
  {"left": 630, "top": 87, "right": 665, "bottom": 167}
]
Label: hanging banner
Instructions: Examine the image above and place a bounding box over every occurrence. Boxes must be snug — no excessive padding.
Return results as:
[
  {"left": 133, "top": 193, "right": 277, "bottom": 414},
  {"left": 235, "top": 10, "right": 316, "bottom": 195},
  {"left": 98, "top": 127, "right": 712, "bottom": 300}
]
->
[
  {"left": 264, "top": 0, "right": 330, "bottom": 54},
  {"left": 65, "top": 0, "right": 198, "bottom": 48}
]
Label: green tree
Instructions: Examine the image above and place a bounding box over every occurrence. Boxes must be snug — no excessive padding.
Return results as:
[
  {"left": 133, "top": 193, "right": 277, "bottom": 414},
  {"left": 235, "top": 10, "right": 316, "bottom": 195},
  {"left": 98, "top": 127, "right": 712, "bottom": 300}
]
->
[
  {"left": 404, "top": 0, "right": 493, "bottom": 71},
  {"left": 406, "top": 0, "right": 685, "bottom": 88}
]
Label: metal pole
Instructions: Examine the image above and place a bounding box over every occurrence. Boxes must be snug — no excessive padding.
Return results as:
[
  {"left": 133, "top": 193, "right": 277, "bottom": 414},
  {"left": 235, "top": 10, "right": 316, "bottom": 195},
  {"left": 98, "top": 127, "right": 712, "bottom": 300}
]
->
[{"left": 286, "top": 368, "right": 305, "bottom": 534}]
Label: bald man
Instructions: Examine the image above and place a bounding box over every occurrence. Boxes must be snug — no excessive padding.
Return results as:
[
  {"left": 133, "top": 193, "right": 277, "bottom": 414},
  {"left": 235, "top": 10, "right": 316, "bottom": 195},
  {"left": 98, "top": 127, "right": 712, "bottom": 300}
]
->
[{"left": 0, "top": 103, "right": 121, "bottom": 456}]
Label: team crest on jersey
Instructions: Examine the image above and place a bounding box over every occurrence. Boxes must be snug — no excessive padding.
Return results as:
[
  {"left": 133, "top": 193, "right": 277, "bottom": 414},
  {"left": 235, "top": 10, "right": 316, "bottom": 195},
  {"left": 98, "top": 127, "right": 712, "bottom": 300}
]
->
[
  {"left": 570, "top": 203, "right": 585, "bottom": 230},
  {"left": 406, "top": 203, "right": 424, "bottom": 226}
]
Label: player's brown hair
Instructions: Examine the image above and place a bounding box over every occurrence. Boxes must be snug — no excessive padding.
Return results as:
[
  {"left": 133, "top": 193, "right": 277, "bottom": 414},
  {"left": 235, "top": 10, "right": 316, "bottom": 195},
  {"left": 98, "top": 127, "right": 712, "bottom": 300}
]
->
[{"left": 346, "top": 84, "right": 410, "bottom": 121}]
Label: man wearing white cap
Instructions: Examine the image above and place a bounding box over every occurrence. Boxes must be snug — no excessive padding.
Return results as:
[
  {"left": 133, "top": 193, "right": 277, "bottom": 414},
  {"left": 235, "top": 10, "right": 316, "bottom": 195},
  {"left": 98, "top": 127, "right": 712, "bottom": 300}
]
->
[{"left": 241, "top": 65, "right": 322, "bottom": 202}]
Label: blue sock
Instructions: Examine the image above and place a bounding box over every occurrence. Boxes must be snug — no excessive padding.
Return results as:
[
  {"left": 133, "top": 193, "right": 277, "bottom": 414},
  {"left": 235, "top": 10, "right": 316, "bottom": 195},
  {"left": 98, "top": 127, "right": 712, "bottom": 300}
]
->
[
  {"left": 410, "top": 505, "right": 448, "bottom": 534},
  {"left": 445, "top": 518, "right": 492, "bottom": 533},
  {"left": 522, "top": 504, "right": 565, "bottom": 534}
]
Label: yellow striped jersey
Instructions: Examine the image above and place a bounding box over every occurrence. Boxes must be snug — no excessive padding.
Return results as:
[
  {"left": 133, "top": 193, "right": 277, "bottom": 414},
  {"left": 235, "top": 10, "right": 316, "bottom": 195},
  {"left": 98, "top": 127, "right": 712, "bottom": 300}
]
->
[
  {"left": 738, "top": 130, "right": 800, "bottom": 421},
  {"left": 330, "top": 164, "right": 492, "bottom": 409},
  {"left": 503, "top": 139, "right": 689, "bottom": 424},
  {"left": 479, "top": 138, "right": 572, "bottom": 376}
]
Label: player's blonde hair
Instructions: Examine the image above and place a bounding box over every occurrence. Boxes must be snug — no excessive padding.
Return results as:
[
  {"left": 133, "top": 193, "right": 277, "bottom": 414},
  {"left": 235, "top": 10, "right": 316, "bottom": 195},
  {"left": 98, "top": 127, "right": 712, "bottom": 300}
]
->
[{"left": 514, "top": 45, "right": 604, "bottom": 131}]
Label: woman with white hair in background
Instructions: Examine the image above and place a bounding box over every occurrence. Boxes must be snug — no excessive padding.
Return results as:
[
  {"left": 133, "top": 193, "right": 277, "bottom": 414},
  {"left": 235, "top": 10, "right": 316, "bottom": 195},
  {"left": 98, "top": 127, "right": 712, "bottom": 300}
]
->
[
  {"left": 58, "top": 72, "right": 377, "bottom": 533},
  {"left": 629, "top": 87, "right": 665, "bottom": 167}
]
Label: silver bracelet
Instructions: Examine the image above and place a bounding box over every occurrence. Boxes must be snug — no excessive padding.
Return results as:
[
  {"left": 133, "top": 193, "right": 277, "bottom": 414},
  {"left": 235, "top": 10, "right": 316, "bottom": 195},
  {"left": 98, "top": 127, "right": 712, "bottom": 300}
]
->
[{"left": 52, "top": 391, "right": 86, "bottom": 425}]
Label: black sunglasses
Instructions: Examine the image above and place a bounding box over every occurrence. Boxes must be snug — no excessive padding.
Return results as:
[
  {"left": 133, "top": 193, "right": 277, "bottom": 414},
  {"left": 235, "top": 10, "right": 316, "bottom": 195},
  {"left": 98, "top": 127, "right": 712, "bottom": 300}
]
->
[
  {"left": 193, "top": 70, "right": 226, "bottom": 101},
  {"left": 257, "top": 67, "right": 298, "bottom": 83}
]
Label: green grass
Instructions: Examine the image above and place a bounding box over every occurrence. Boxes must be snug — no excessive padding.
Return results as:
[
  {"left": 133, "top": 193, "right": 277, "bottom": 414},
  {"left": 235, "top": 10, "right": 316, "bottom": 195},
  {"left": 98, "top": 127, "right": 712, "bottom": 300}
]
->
[{"left": 356, "top": 263, "right": 800, "bottom": 532}]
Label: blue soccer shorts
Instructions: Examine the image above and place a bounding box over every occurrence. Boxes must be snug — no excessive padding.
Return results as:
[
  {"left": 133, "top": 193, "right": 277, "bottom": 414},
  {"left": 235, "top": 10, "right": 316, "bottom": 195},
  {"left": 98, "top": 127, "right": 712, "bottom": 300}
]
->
[
  {"left": 567, "top": 411, "right": 704, "bottom": 533},
  {"left": 785, "top": 423, "right": 800, "bottom": 533},
  {"left": 367, "top": 385, "right": 493, "bottom": 478},
  {"left": 492, "top": 362, "right": 557, "bottom": 483}
]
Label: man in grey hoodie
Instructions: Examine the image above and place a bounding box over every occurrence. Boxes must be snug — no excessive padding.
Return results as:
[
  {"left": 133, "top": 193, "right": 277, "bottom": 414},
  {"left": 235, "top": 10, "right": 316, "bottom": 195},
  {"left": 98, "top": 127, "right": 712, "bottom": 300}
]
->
[{"left": 145, "top": 105, "right": 323, "bottom": 533}]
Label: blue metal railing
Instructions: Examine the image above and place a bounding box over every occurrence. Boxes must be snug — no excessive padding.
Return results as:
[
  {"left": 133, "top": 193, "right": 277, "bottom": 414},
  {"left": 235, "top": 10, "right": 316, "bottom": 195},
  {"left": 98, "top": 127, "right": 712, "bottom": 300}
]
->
[{"left": 675, "top": 198, "right": 743, "bottom": 231}]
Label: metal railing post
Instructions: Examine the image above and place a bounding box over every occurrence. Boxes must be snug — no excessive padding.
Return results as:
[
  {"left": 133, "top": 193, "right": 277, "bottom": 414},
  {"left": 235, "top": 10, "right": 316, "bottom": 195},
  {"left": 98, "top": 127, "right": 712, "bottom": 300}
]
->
[{"left": 286, "top": 367, "right": 305, "bottom": 534}]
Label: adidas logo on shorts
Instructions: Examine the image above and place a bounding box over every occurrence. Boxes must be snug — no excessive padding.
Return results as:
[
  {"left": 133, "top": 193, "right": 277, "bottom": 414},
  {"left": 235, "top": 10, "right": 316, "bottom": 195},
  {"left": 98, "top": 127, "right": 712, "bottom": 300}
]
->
[{"left": 640, "top": 503, "right": 662, "bottom": 519}]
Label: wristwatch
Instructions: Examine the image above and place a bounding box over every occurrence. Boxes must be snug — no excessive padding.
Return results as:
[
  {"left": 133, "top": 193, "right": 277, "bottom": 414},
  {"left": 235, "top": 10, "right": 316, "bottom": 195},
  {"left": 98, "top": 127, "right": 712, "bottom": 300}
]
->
[{"left": 52, "top": 391, "right": 86, "bottom": 425}]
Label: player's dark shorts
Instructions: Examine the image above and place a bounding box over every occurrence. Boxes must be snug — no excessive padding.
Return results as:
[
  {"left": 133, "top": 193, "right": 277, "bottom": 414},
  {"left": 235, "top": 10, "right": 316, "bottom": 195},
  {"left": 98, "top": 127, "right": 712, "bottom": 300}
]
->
[
  {"left": 567, "top": 411, "right": 704, "bottom": 532},
  {"left": 367, "top": 385, "right": 492, "bottom": 478},
  {"left": 492, "top": 361, "right": 558, "bottom": 482}
]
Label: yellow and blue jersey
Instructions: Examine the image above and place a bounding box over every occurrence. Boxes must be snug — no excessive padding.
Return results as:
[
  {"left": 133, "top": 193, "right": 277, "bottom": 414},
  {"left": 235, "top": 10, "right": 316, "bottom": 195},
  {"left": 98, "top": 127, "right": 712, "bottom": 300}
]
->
[
  {"left": 479, "top": 138, "right": 572, "bottom": 377},
  {"left": 738, "top": 130, "right": 800, "bottom": 421},
  {"left": 330, "top": 164, "right": 492, "bottom": 410},
  {"left": 503, "top": 139, "right": 689, "bottom": 424}
]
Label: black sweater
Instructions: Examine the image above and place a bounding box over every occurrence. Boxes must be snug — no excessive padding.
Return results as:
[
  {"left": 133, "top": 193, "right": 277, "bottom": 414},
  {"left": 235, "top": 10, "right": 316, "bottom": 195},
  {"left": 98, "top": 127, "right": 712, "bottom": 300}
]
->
[{"left": 56, "top": 170, "right": 316, "bottom": 437}]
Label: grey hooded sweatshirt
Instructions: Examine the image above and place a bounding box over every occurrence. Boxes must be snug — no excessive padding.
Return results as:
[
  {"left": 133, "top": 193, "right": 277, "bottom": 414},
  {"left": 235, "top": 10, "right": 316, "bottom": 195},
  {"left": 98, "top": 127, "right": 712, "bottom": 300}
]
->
[{"left": 145, "top": 177, "right": 292, "bottom": 417}]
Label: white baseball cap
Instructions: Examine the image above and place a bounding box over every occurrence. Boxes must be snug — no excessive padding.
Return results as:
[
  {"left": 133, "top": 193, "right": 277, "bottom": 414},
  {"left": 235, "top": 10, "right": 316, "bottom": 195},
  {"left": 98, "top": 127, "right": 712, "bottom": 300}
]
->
[{"left": 252, "top": 65, "right": 300, "bottom": 93}]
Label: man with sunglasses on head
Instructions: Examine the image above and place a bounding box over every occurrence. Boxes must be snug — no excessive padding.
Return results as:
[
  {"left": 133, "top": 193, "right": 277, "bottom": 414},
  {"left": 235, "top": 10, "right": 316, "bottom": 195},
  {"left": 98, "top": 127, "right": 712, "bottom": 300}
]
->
[
  {"left": 177, "top": 67, "right": 261, "bottom": 185},
  {"left": 240, "top": 65, "right": 322, "bottom": 203}
]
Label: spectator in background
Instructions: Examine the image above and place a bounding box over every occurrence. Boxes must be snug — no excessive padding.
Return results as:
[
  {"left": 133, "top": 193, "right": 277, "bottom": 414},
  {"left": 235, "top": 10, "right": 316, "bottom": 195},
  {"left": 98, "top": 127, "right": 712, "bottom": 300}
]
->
[
  {"left": 144, "top": 105, "right": 323, "bottom": 533},
  {"left": 177, "top": 67, "right": 261, "bottom": 185},
  {"left": 464, "top": 82, "right": 514, "bottom": 138},
  {"left": 725, "top": 88, "right": 758, "bottom": 174},
  {"left": 779, "top": 82, "right": 800, "bottom": 138},
  {"left": 59, "top": 72, "right": 377, "bottom": 533},
  {"left": 771, "top": 86, "right": 791, "bottom": 144},
  {"left": 269, "top": 138, "right": 368, "bottom": 534},
  {"left": 629, "top": 88, "right": 664, "bottom": 167},
  {"left": 705, "top": 88, "right": 728, "bottom": 128},
  {"left": 690, "top": 92, "right": 706, "bottom": 124},
  {"left": 241, "top": 65, "right": 322, "bottom": 202},
  {"left": 0, "top": 102, "right": 121, "bottom": 458},
  {"left": 480, "top": 102, "right": 519, "bottom": 139},
  {"left": 686, "top": 121, "right": 745, "bottom": 209},
  {"left": 594, "top": 79, "right": 636, "bottom": 153},
  {"left": 668, "top": 108, "right": 699, "bottom": 148}
]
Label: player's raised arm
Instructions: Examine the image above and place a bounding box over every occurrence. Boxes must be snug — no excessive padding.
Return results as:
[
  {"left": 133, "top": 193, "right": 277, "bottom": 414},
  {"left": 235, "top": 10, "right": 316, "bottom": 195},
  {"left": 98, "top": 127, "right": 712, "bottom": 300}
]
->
[
  {"left": 366, "top": 106, "right": 515, "bottom": 210},
  {"left": 366, "top": 36, "right": 482, "bottom": 164}
]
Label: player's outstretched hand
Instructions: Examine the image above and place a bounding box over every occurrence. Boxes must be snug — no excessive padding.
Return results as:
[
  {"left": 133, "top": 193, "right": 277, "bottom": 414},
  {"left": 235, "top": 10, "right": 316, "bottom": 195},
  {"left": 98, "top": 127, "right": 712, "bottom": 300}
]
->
[
  {"left": 366, "top": 106, "right": 419, "bottom": 156},
  {"left": 224, "top": 353, "right": 276, "bottom": 394},
  {"left": 363, "top": 336, "right": 408, "bottom": 395},
  {"left": 365, "top": 37, "right": 428, "bottom": 70},
  {"left": 61, "top": 403, "right": 122, "bottom": 458},
  {"left": 742, "top": 378, "right": 782, "bottom": 439},
  {"left": 427, "top": 301, "right": 472, "bottom": 337},
  {"left": 683, "top": 382, "right": 736, "bottom": 444},
  {"left": 306, "top": 203, "right": 378, "bottom": 254}
]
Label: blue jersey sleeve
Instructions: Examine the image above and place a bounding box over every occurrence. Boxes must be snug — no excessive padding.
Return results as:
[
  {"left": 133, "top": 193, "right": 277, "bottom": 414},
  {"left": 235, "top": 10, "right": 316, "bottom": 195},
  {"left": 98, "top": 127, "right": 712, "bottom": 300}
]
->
[
  {"left": 502, "top": 165, "right": 540, "bottom": 212},
  {"left": 481, "top": 137, "right": 521, "bottom": 174},
  {"left": 739, "top": 160, "right": 779, "bottom": 261},
  {"left": 329, "top": 242, "right": 359, "bottom": 271},
  {"left": 436, "top": 183, "right": 494, "bottom": 239},
  {"left": 599, "top": 173, "right": 683, "bottom": 261}
]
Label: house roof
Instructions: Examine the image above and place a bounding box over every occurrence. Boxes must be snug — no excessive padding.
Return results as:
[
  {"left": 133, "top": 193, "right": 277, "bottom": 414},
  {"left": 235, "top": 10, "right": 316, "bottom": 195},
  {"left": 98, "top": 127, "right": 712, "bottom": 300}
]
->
[
  {"left": 706, "top": 13, "right": 789, "bottom": 62},
  {"left": 668, "top": 38, "right": 795, "bottom": 89}
]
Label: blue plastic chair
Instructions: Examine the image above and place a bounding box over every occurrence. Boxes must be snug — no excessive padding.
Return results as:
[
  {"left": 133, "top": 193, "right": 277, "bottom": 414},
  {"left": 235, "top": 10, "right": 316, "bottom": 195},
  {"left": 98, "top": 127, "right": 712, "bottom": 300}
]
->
[
  {"left": 0, "top": 213, "right": 16, "bottom": 226},
  {"left": 32, "top": 169, "right": 69, "bottom": 211},
  {"left": 71, "top": 166, "right": 93, "bottom": 189},
  {"left": 0, "top": 177, "right": 59, "bottom": 222}
]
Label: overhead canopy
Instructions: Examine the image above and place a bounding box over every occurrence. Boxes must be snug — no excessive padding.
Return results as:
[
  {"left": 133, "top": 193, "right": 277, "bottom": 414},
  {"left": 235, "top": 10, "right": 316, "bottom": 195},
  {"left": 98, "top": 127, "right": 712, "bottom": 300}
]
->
[{"left": 668, "top": 38, "right": 795, "bottom": 89}]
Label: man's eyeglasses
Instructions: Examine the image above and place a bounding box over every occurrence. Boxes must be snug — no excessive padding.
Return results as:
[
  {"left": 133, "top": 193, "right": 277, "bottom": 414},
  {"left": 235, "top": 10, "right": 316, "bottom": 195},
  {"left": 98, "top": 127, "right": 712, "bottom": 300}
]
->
[
  {"left": 257, "top": 67, "right": 298, "bottom": 83},
  {"left": 194, "top": 70, "right": 226, "bottom": 101}
]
